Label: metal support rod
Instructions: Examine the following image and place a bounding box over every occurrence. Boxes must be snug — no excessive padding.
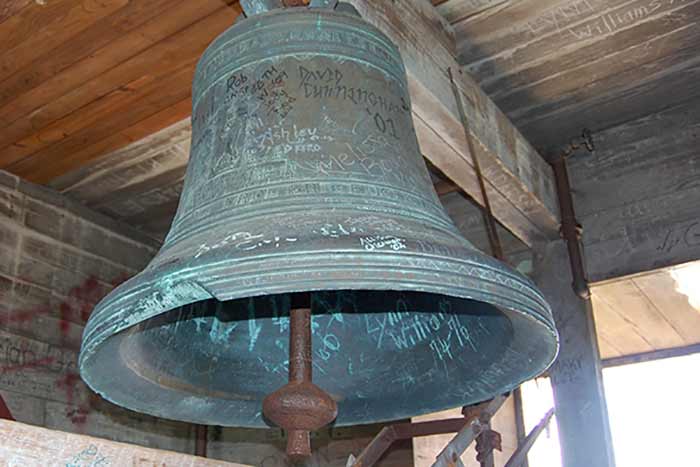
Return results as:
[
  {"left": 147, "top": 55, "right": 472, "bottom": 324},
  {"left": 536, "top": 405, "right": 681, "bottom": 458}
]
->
[
  {"left": 433, "top": 418, "right": 488, "bottom": 467},
  {"left": 351, "top": 395, "right": 507, "bottom": 466},
  {"left": 351, "top": 418, "right": 473, "bottom": 467},
  {"left": 448, "top": 67, "right": 505, "bottom": 262},
  {"left": 432, "top": 395, "right": 508, "bottom": 467},
  {"left": 550, "top": 130, "right": 594, "bottom": 299},
  {"left": 551, "top": 156, "right": 590, "bottom": 299},
  {"left": 504, "top": 408, "right": 555, "bottom": 467}
]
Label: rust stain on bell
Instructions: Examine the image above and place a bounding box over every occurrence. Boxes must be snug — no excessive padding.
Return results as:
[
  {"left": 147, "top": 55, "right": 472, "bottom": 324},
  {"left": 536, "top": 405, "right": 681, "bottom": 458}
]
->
[{"left": 79, "top": 1, "right": 558, "bottom": 433}]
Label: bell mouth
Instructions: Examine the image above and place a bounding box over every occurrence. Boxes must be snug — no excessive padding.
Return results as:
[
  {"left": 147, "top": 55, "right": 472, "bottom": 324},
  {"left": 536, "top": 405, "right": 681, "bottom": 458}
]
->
[{"left": 81, "top": 289, "right": 557, "bottom": 428}]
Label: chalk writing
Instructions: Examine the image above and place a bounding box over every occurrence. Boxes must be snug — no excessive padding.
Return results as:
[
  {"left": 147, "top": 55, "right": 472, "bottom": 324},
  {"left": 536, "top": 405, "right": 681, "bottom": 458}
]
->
[
  {"left": 360, "top": 235, "right": 407, "bottom": 252},
  {"left": 568, "top": 0, "right": 667, "bottom": 40},
  {"left": 248, "top": 300, "right": 262, "bottom": 352},
  {"left": 194, "top": 232, "right": 298, "bottom": 259},
  {"left": 65, "top": 444, "right": 109, "bottom": 467},
  {"left": 208, "top": 318, "right": 238, "bottom": 345},
  {"left": 315, "top": 223, "right": 364, "bottom": 238},
  {"left": 551, "top": 357, "right": 583, "bottom": 385},
  {"left": 525, "top": 0, "right": 598, "bottom": 37},
  {"left": 657, "top": 221, "right": 700, "bottom": 253}
]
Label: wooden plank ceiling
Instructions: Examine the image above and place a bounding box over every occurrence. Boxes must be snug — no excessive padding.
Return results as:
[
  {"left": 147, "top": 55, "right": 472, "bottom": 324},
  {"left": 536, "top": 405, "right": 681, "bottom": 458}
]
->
[
  {"left": 592, "top": 263, "right": 700, "bottom": 359},
  {"left": 433, "top": 0, "right": 700, "bottom": 153},
  {"left": 0, "top": 0, "right": 241, "bottom": 184},
  {"left": 1, "top": 0, "right": 697, "bottom": 195}
]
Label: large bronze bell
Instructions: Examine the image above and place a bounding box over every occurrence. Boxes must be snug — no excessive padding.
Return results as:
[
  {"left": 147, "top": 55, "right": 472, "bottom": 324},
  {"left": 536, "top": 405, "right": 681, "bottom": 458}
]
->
[{"left": 80, "top": 0, "right": 558, "bottom": 456}]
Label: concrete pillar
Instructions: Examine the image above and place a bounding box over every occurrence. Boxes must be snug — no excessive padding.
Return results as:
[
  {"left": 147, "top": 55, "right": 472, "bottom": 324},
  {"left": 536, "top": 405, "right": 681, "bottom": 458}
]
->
[{"left": 533, "top": 240, "right": 616, "bottom": 467}]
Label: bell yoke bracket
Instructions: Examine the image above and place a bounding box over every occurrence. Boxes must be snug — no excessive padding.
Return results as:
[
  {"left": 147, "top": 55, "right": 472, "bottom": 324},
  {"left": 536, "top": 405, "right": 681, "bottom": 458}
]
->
[{"left": 241, "top": 0, "right": 339, "bottom": 16}]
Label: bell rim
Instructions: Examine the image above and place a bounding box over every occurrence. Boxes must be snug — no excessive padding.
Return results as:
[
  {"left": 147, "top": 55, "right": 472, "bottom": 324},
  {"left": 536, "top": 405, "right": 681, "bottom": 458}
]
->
[
  {"left": 79, "top": 247, "right": 558, "bottom": 427},
  {"left": 81, "top": 248, "right": 556, "bottom": 352}
]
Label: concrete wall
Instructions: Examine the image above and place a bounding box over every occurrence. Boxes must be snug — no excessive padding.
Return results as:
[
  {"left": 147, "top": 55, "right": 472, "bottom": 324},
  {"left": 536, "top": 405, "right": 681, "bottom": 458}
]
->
[{"left": 0, "top": 170, "right": 413, "bottom": 466}]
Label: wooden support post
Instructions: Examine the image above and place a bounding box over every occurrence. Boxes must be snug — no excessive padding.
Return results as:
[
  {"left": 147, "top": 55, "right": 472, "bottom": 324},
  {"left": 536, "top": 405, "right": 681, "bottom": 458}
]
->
[{"left": 533, "top": 240, "right": 616, "bottom": 467}]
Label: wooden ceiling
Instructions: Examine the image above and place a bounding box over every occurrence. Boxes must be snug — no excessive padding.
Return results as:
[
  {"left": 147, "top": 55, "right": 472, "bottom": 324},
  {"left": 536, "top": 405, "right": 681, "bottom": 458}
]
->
[
  {"left": 0, "top": 0, "right": 241, "bottom": 184},
  {"left": 433, "top": 0, "right": 700, "bottom": 153},
  {"left": 592, "top": 264, "right": 700, "bottom": 359},
  {"left": 1, "top": 0, "right": 697, "bottom": 181}
]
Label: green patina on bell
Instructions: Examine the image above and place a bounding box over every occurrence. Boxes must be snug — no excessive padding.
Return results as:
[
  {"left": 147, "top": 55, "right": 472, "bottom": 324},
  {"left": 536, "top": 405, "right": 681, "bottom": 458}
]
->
[{"left": 80, "top": 2, "right": 558, "bottom": 429}]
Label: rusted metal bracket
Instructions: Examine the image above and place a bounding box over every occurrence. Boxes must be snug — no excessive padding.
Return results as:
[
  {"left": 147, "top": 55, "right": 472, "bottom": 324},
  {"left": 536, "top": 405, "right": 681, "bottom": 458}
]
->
[
  {"left": 551, "top": 129, "right": 595, "bottom": 299},
  {"left": 350, "top": 418, "right": 475, "bottom": 467},
  {"left": 476, "top": 427, "right": 502, "bottom": 466},
  {"left": 432, "top": 395, "right": 507, "bottom": 467},
  {"left": 503, "top": 408, "right": 555, "bottom": 467},
  {"left": 350, "top": 395, "right": 507, "bottom": 467}
]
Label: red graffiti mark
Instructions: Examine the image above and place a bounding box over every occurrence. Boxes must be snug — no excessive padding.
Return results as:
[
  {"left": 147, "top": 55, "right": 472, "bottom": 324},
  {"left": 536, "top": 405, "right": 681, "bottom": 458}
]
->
[
  {"left": 0, "top": 308, "right": 40, "bottom": 325},
  {"left": 59, "top": 276, "right": 104, "bottom": 330},
  {"left": 66, "top": 406, "right": 89, "bottom": 425},
  {"left": 2, "top": 274, "right": 133, "bottom": 330},
  {"left": 55, "top": 371, "right": 101, "bottom": 430},
  {"left": 56, "top": 372, "right": 81, "bottom": 405},
  {"left": 0, "top": 357, "right": 55, "bottom": 374},
  {"left": 3, "top": 274, "right": 133, "bottom": 428}
]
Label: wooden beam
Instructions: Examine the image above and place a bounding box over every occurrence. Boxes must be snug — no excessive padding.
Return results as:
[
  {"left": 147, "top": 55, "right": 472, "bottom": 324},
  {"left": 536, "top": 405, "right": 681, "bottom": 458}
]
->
[
  {"left": 346, "top": 0, "right": 560, "bottom": 247},
  {"left": 0, "top": 419, "right": 249, "bottom": 466},
  {"left": 602, "top": 343, "right": 700, "bottom": 369},
  {"left": 569, "top": 97, "right": 700, "bottom": 283}
]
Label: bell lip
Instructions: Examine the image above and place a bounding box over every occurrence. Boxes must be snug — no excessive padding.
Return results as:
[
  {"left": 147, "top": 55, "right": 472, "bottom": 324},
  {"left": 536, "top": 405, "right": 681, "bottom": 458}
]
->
[
  {"left": 79, "top": 248, "right": 559, "bottom": 427},
  {"left": 80, "top": 248, "right": 557, "bottom": 360}
]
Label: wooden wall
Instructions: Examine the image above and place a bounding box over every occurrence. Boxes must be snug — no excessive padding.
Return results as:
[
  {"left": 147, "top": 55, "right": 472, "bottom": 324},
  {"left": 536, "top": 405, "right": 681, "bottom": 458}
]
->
[
  {"left": 568, "top": 95, "right": 700, "bottom": 359},
  {"left": 570, "top": 95, "right": 700, "bottom": 283},
  {"left": 0, "top": 169, "right": 197, "bottom": 452}
]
